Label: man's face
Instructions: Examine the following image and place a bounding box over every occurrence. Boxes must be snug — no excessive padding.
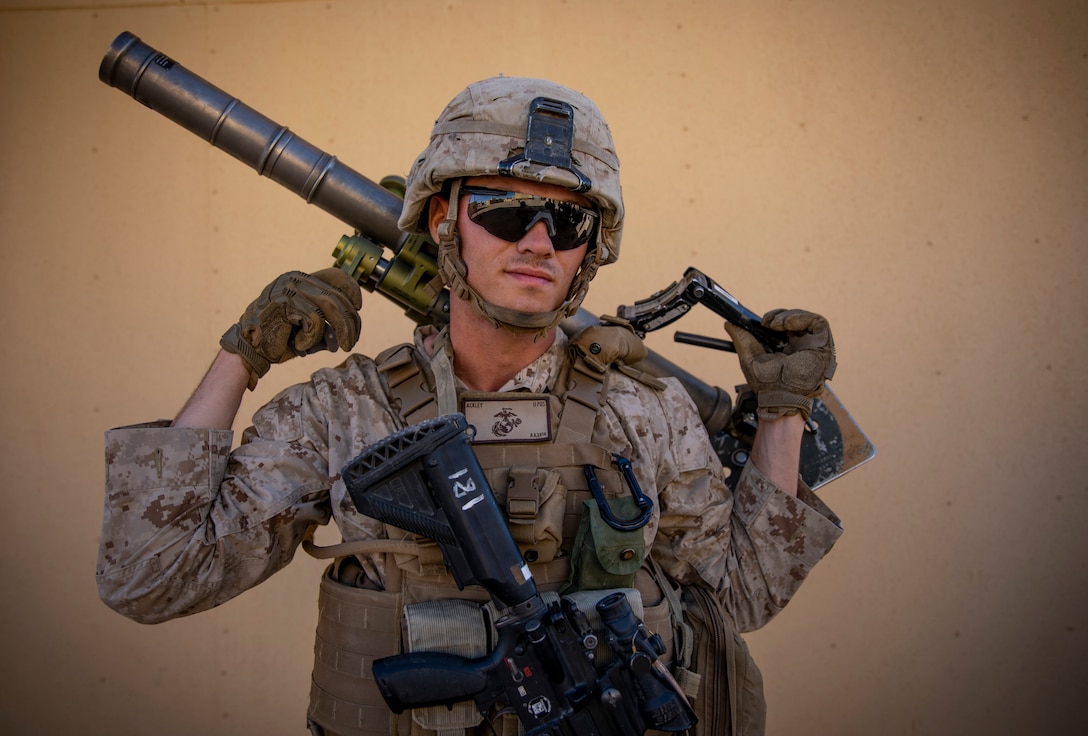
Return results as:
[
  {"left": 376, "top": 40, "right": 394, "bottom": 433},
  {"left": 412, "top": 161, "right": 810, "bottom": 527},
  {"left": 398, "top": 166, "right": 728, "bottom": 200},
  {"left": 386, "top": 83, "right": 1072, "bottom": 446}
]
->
[{"left": 429, "top": 175, "right": 593, "bottom": 316}]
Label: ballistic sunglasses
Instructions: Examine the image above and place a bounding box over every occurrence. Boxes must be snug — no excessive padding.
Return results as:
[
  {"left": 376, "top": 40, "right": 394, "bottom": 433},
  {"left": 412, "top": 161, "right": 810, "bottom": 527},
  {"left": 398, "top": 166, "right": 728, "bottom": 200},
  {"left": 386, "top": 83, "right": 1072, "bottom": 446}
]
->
[{"left": 461, "top": 186, "right": 599, "bottom": 251}]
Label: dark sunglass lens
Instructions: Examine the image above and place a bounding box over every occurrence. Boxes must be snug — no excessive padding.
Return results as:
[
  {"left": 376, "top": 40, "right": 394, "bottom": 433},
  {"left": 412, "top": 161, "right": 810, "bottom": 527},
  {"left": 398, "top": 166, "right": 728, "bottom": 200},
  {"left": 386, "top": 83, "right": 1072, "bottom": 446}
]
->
[
  {"left": 481, "top": 212, "right": 528, "bottom": 242},
  {"left": 465, "top": 189, "right": 596, "bottom": 250},
  {"left": 549, "top": 202, "right": 596, "bottom": 250},
  {"left": 465, "top": 190, "right": 526, "bottom": 241}
]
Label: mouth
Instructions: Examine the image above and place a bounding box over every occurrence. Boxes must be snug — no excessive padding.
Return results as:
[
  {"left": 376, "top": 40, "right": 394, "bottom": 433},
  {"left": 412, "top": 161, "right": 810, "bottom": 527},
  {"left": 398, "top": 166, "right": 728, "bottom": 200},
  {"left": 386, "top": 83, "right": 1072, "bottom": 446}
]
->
[{"left": 505, "top": 265, "right": 555, "bottom": 285}]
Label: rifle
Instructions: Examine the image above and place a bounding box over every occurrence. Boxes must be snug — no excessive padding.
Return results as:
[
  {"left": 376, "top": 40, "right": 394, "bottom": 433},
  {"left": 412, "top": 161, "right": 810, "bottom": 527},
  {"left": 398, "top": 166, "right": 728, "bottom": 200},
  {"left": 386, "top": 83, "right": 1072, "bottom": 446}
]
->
[
  {"left": 97, "top": 31, "right": 874, "bottom": 489},
  {"left": 341, "top": 413, "right": 696, "bottom": 735}
]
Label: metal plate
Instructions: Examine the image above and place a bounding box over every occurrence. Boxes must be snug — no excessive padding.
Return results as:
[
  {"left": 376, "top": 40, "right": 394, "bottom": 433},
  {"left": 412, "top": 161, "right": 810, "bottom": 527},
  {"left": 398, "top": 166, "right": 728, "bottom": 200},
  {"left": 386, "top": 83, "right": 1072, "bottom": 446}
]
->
[{"left": 711, "top": 385, "right": 875, "bottom": 491}]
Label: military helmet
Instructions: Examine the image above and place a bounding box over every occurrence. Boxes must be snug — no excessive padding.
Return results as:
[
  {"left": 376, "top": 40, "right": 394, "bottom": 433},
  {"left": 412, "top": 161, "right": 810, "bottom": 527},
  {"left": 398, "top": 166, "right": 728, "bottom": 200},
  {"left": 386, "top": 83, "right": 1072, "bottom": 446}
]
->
[
  {"left": 399, "top": 76, "right": 623, "bottom": 333},
  {"left": 400, "top": 76, "right": 623, "bottom": 263}
]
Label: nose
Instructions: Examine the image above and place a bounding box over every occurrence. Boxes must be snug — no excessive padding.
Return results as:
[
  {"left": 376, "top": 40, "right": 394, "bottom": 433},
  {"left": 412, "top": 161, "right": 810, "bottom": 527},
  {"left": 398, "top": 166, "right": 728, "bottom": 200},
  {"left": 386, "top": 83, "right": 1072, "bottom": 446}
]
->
[{"left": 516, "top": 219, "right": 556, "bottom": 255}]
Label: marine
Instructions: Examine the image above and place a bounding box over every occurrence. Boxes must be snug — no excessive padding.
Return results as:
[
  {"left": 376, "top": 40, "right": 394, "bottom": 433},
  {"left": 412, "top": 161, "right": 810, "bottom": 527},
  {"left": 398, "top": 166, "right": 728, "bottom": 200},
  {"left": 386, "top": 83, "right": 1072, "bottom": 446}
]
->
[{"left": 98, "top": 75, "right": 843, "bottom": 735}]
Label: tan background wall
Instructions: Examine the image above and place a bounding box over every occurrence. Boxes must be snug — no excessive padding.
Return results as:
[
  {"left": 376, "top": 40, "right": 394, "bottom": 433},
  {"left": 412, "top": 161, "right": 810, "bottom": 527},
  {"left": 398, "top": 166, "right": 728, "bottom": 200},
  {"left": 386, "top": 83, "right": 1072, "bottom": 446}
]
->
[{"left": 1, "top": 0, "right": 1085, "bottom": 733}]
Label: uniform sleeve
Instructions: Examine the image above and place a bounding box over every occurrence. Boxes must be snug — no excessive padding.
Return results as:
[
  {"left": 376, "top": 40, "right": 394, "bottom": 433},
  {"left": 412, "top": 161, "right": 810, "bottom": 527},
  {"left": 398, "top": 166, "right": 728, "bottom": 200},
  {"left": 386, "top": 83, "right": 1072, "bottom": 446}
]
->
[
  {"left": 715, "top": 462, "right": 843, "bottom": 630},
  {"left": 643, "top": 381, "right": 843, "bottom": 633},
  {"left": 96, "top": 382, "right": 334, "bottom": 624}
]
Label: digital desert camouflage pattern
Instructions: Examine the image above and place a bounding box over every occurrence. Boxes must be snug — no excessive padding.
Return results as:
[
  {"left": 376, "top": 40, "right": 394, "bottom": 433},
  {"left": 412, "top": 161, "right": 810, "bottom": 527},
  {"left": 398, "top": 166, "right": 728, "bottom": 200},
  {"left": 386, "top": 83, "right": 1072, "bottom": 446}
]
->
[{"left": 97, "top": 328, "right": 843, "bottom": 632}]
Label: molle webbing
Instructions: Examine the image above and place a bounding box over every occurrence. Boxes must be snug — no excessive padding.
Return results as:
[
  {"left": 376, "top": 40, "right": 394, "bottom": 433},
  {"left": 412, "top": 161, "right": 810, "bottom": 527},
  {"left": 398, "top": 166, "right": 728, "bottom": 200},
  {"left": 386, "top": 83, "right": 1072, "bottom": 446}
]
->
[
  {"left": 554, "top": 353, "right": 607, "bottom": 445},
  {"left": 373, "top": 340, "right": 610, "bottom": 443},
  {"left": 309, "top": 569, "right": 402, "bottom": 736},
  {"left": 473, "top": 443, "right": 613, "bottom": 479},
  {"left": 375, "top": 344, "right": 436, "bottom": 427},
  {"left": 309, "top": 342, "right": 737, "bottom": 736},
  {"left": 477, "top": 443, "right": 622, "bottom": 557},
  {"left": 374, "top": 342, "right": 623, "bottom": 563}
]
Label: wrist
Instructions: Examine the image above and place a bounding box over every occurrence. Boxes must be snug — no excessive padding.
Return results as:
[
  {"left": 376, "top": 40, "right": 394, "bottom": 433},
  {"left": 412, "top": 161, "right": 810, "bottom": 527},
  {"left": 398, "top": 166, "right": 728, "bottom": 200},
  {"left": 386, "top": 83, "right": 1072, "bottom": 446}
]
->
[
  {"left": 749, "top": 411, "right": 805, "bottom": 495},
  {"left": 213, "top": 348, "right": 251, "bottom": 384},
  {"left": 220, "top": 323, "right": 268, "bottom": 390},
  {"left": 756, "top": 389, "right": 815, "bottom": 421},
  {"left": 172, "top": 350, "right": 249, "bottom": 430}
]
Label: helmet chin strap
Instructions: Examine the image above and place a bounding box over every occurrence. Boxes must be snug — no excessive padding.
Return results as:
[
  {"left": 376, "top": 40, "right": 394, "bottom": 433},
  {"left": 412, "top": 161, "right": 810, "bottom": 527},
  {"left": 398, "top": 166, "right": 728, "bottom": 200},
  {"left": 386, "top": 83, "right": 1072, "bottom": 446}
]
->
[{"left": 435, "top": 178, "right": 597, "bottom": 337}]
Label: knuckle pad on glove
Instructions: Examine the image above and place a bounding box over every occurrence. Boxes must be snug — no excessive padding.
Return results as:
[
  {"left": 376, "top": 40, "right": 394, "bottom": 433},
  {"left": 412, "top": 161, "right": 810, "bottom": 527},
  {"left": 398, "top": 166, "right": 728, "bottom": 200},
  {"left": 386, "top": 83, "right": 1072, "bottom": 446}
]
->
[
  {"left": 781, "top": 353, "right": 827, "bottom": 394},
  {"left": 730, "top": 309, "right": 835, "bottom": 400},
  {"left": 312, "top": 268, "right": 363, "bottom": 309},
  {"left": 761, "top": 308, "right": 787, "bottom": 327}
]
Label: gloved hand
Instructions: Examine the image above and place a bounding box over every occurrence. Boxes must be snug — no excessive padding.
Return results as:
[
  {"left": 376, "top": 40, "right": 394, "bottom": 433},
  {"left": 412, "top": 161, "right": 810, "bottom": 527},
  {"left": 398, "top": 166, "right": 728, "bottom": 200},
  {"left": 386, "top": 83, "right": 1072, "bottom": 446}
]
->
[
  {"left": 723, "top": 309, "right": 836, "bottom": 420},
  {"left": 220, "top": 268, "right": 362, "bottom": 390}
]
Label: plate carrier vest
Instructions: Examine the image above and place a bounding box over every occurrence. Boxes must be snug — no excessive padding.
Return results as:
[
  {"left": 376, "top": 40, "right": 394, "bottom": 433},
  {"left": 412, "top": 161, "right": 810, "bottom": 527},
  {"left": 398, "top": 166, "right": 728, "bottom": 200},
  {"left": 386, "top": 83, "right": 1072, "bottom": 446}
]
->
[{"left": 304, "top": 325, "right": 764, "bottom": 736}]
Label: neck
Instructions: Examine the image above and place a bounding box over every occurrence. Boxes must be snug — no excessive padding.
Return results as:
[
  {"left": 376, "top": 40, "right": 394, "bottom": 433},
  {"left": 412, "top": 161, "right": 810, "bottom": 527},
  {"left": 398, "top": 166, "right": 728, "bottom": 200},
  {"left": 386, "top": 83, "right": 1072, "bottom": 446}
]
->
[{"left": 443, "top": 299, "right": 556, "bottom": 391}]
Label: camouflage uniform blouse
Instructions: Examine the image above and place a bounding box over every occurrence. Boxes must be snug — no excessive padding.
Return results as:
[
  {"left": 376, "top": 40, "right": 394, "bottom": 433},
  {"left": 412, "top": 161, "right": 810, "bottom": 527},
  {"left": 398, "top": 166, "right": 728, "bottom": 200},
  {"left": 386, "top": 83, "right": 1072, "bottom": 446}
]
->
[{"left": 97, "top": 328, "right": 842, "bottom": 632}]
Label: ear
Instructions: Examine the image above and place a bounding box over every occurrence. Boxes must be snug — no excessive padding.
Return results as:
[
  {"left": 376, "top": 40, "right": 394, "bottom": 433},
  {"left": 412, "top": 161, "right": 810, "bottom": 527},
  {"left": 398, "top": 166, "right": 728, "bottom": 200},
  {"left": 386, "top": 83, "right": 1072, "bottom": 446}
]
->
[{"left": 427, "top": 194, "right": 451, "bottom": 242}]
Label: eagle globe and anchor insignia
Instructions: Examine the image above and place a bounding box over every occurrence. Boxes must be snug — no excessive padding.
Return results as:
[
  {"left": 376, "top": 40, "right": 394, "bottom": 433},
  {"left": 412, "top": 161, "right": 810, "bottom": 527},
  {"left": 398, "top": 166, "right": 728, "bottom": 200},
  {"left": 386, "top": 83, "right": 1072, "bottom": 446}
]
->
[{"left": 491, "top": 407, "right": 523, "bottom": 437}]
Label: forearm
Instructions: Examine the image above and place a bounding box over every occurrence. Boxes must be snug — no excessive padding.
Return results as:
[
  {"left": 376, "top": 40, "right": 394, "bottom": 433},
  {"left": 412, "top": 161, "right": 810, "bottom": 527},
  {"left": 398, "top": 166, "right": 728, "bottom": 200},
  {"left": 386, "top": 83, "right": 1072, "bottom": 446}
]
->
[
  {"left": 173, "top": 349, "right": 250, "bottom": 429},
  {"left": 748, "top": 412, "right": 804, "bottom": 495}
]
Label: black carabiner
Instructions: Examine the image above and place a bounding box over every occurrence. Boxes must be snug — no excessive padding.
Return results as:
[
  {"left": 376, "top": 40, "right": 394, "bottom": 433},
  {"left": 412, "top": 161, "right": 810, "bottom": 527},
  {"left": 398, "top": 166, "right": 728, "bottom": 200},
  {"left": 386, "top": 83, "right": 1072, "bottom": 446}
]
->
[{"left": 583, "top": 454, "right": 654, "bottom": 532}]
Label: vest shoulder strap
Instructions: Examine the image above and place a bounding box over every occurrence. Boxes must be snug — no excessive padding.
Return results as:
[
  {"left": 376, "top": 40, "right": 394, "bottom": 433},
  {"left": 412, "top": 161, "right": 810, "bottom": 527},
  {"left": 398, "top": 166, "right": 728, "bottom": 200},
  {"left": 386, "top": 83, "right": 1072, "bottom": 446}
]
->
[
  {"left": 375, "top": 342, "right": 438, "bottom": 426},
  {"left": 375, "top": 338, "right": 610, "bottom": 443}
]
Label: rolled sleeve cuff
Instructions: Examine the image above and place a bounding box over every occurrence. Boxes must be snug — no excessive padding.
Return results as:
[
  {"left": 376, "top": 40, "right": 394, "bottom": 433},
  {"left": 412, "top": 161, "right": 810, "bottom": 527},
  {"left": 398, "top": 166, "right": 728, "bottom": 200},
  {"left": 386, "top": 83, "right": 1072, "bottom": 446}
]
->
[
  {"left": 732, "top": 462, "right": 843, "bottom": 569},
  {"left": 104, "top": 422, "right": 234, "bottom": 505}
]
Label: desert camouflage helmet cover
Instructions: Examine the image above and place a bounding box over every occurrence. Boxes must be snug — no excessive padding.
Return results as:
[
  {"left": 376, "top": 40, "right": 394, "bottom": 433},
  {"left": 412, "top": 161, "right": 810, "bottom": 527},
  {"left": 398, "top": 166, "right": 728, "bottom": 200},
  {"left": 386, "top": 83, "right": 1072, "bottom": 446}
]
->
[{"left": 398, "top": 76, "right": 624, "bottom": 266}]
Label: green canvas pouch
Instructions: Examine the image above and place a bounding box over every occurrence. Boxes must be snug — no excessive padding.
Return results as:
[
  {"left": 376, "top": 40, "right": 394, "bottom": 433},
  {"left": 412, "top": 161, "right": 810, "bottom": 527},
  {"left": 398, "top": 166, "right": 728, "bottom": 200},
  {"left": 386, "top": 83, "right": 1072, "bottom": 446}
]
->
[{"left": 565, "top": 496, "right": 646, "bottom": 592}]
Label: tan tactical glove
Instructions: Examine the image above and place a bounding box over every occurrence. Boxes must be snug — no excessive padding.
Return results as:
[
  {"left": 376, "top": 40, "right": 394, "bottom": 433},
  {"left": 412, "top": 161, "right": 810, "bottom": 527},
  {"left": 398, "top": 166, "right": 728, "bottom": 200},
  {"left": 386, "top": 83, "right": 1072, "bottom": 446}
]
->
[
  {"left": 723, "top": 309, "right": 836, "bottom": 420},
  {"left": 220, "top": 268, "right": 362, "bottom": 390}
]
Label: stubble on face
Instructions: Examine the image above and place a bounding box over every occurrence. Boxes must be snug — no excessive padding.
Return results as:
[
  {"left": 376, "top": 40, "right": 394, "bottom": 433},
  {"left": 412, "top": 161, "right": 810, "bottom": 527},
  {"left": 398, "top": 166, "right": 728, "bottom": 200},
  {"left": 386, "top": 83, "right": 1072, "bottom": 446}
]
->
[{"left": 433, "top": 176, "right": 591, "bottom": 316}]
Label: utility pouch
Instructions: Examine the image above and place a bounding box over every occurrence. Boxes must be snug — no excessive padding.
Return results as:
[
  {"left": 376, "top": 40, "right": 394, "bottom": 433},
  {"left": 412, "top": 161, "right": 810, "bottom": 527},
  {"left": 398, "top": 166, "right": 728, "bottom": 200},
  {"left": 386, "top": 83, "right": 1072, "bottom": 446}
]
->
[
  {"left": 402, "top": 599, "right": 488, "bottom": 733},
  {"left": 566, "top": 496, "right": 646, "bottom": 592},
  {"left": 490, "top": 465, "right": 567, "bottom": 563}
]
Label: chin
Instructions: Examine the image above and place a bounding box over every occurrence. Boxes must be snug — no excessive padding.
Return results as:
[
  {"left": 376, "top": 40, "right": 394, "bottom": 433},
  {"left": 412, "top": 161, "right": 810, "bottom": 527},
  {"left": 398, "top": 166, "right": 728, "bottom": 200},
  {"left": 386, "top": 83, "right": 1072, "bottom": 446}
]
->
[
  {"left": 476, "top": 288, "right": 563, "bottom": 315},
  {"left": 506, "top": 296, "right": 566, "bottom": 314}
]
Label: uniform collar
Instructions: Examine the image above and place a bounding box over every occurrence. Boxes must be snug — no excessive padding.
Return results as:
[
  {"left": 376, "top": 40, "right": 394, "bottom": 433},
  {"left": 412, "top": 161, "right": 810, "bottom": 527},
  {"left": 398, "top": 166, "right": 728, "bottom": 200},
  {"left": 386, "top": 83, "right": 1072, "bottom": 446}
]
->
[{"left": 414, "top": 325, "right": 568, "bottom": 394}]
